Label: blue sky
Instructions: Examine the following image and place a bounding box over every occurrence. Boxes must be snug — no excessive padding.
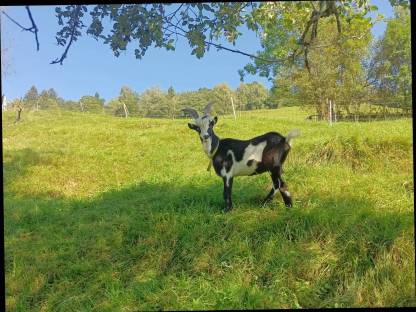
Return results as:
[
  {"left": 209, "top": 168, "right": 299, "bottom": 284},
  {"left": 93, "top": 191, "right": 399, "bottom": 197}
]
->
[{"left": 1, "top": 1, "right": 394, "bottom": 102}]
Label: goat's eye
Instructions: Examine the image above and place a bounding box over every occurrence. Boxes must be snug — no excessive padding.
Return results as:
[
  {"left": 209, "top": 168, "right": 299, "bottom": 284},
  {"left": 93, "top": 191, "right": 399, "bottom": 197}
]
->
[{"left": 196, "top": 126, "right": 200, "bottom": 132}]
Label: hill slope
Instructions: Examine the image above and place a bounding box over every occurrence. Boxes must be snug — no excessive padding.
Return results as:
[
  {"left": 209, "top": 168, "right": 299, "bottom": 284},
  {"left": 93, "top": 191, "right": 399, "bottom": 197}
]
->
[{"left": 3, "top": 108, "right": 414, "bottom": 310}]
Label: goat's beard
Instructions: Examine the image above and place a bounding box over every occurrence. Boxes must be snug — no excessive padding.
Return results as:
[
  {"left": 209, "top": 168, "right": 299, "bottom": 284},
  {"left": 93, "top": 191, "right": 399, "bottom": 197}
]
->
[{"left": 202, "top": 137, "right": 212, "bottom": 156}]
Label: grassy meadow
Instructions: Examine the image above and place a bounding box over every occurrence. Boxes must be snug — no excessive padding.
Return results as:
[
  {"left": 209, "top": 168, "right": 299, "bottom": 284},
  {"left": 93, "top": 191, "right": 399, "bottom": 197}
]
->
[{"left": 3, "top": 107, "right": 415, "bottom": 310}]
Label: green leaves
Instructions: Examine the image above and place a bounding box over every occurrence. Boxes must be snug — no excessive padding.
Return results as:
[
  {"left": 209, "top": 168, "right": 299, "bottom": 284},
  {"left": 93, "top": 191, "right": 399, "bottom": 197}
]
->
[
  {"left": 165, "top": 39, "right": 175, "bottom": 51},
  {"left": 368, "top": 5, "right": 411, "bottom": 107},
  {"left": 49, "top": 0, "right": 410, "bottom": 93}
]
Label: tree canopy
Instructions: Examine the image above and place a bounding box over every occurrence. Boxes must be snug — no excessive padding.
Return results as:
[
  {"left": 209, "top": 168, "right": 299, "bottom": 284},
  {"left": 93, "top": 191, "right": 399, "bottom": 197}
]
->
[
  {"left": 368, "top": 6, "right": 412, "bottom": 109},
  {"left": 3, "top": 1, "right": 409, "bottom": 75}
]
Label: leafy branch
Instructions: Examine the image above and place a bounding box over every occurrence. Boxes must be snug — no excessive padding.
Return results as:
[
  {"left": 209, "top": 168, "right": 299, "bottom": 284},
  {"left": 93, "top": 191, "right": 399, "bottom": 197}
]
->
[
  {"left": 51, "top": 5, "right": 84, "bottom": 65},
  {"left": 163, "top": 20, "right": 281, "bottom": 64}
]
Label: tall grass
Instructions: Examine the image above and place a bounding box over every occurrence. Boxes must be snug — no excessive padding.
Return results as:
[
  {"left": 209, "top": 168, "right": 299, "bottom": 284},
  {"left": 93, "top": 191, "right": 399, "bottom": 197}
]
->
[{"left": 3, "top": 108, "right": 414, "bottom": 310}]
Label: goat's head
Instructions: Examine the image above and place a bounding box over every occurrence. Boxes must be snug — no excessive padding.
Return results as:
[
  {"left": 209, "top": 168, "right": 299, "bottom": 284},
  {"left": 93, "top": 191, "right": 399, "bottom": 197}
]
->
[{"left": 183, "top": 103, "right": 218, "bottom": 154}]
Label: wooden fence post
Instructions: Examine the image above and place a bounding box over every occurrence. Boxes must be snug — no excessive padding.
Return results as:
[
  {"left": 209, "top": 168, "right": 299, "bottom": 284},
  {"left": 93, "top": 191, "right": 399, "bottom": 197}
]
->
[
  {"left": 230, "top": 96, "right": 236, "bottom": 120},
  {"left": 329, "top": 99, "right": 332, "bottom": 126},
  {"left": 123, "top": 102, "right": 129, "bottom": 118}
]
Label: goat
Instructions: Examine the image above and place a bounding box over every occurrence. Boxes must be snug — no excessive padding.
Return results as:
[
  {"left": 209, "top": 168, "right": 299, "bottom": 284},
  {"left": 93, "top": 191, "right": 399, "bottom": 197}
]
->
[{"left": 183, "top": 103, "right": 300, "bottom": 212}]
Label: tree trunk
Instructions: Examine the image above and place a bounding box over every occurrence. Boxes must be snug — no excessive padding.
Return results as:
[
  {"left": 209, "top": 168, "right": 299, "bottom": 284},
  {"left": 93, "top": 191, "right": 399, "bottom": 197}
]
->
[{"left": 15, "top": 106, "right": 22, "bottom": 123}]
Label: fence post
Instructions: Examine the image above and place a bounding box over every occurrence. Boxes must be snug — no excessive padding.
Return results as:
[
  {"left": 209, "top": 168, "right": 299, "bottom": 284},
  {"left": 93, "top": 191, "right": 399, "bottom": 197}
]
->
[
  {"left": 123, "top": 102, "right": 129, "bottom": 118},
  {"left": 329, "top": 99, "right": 332, "bottom": 126},
  {"left": 230, "top": 96, "right": 236, "bottom": 120}
]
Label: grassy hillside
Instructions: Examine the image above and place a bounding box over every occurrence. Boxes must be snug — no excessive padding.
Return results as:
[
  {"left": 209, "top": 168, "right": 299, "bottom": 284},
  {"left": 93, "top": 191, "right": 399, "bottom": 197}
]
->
[{"left": 3, "top": 107, "right": 414, "bottom": 310}]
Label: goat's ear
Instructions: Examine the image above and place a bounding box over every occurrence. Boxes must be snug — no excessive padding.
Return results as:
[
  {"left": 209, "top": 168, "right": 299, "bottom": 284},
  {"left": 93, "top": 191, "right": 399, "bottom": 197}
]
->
[
  {"left": 213, "top": 116, "right": 218, "bottom": 125},
  {"left": 188, "top": 123, "right": 198, "bottom": 131}
]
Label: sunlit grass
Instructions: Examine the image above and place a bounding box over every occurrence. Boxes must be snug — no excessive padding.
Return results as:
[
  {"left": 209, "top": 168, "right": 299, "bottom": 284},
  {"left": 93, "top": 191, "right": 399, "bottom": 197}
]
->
[{"left": 3, "top": 108, "right": 414, "bottom": 310}]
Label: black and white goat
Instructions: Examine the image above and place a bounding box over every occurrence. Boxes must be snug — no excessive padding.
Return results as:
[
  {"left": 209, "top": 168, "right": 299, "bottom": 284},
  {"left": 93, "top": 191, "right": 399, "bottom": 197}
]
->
[{"left": 183, "top": 103, "right": 300, "bottom": 212}]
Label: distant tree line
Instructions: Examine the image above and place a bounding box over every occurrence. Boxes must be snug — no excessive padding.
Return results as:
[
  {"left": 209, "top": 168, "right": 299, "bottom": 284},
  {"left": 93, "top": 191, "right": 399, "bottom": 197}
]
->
[{"left": 6, "top": 81, "right": 274, "bottom": 118}]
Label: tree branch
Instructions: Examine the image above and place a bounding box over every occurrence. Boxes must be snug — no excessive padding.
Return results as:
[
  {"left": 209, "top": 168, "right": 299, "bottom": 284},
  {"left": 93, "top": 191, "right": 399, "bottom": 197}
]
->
[
  {"left": 25, "top": 6, "right": 39, "bottom": 51},
  {"left": 2, "top": 10, "right": 31, "bottom": 30},
  {"left": 2, "top": 6, "right": 39, "bottom": 51},
  {"left": 166, "top": 3, "right": 184, "bottom": 21},
  {"left": 291, "top": 1, "right": 345, "bottom": 72},
  {"left": 50, "top": 5, "right": 82, "bottom": 65},
  {"left": 163, "top": 21, "right": 282, "bottom": 64}
]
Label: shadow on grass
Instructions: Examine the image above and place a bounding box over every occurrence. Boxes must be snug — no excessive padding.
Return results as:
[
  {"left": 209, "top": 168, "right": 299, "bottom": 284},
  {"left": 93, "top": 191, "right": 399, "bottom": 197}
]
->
[
  {"left": 3, "top": 152, "right": 414, "bottom": 310},
  {"left": 3, "top": 148, "right": 41, "bottom": 181}
]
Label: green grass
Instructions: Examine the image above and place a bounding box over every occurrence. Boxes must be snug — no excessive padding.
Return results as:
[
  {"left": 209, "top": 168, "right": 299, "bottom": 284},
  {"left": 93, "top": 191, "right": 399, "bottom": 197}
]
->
[{"left": 3, "top": 107, "right": 414, "bottom": 310}]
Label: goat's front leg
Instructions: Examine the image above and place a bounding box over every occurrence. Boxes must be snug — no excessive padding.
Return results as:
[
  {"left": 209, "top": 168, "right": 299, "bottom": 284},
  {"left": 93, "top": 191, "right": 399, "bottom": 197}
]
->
[{"left": 223, "top": 176, "right": 233, "bottom": 212}]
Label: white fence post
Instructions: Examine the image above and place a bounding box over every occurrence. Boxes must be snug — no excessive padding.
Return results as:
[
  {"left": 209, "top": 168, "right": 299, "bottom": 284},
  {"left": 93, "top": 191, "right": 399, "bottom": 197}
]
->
[
  {"left": 230, "top": 96, "right": 236, "bottom": 120},
  {"left": 329, "top": 99, "right": 332, "bottom": 126},
  {"left": 123, "top": 102, "right": 129, "bottom": 118}
]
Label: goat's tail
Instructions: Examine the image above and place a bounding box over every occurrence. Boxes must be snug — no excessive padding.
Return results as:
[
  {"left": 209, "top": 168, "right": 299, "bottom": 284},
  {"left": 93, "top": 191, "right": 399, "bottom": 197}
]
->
[{"left": 285, "top": 129, "right": 301, "bottom": 146}]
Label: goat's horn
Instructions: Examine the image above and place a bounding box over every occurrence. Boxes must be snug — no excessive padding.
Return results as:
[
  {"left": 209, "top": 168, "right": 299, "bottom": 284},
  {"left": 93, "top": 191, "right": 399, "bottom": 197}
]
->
[
  {"left": 182, "top": 107, "right": 199, "bottom": 119},
  {"left": 203, "top": 102, "right": 214, "bottom": 116}
]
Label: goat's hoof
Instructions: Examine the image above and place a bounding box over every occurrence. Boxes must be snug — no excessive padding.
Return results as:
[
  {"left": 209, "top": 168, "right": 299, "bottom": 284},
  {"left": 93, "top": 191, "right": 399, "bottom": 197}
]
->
[
  {"left": 223, "top": 206, "right": 233, "bottom": 213},
  {"left": 285, "top": 202, "right": 293, "bottom": 208}
]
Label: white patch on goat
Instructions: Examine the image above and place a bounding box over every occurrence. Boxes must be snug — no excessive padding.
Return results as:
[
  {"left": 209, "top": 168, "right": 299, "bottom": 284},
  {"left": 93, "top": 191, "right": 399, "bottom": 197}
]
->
[
  {"left": 230, "top": 141, "right": 267, "bottom": 177},
  {"left": 194, "top": 116, "right": 213, "bottom": 156},
  {"left": 272, "top": 178, "right": 280, "bottom": 195},
  {"left": 202, "top": 137, "right": 212, "bottom": 155},
  {"left": 220, "top": 167, "right": 232, "bottom": 186}
]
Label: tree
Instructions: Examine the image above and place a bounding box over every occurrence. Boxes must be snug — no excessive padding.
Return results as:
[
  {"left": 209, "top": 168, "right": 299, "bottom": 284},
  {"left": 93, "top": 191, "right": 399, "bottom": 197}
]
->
[
  {"left": 23, "top": 85, "right": 39, "bottom": 110},
  {"left": 267, "top": 71, "right": 299, "bottom": 108},
  {"left": 94, "top": 92, "right": 105, "bottom": 106},
  {"left": 47, "top": 88, "right": 58, "bottom": 100},
  {"left": 14, "top": 100, "right": 23, "bottom": 123},
  {"left": 210, "top": 83, "right": 235, "bottom": 115},
  {"left": 368, "top": 6, "right": 411, "bottom": 110},
  {"left": 272, "top": 13, "right": 373, "bottom": 118},
  {"left": 177, "top": 87, "right": 215, "bottom": 115},
  {"left": 235, "top": 82, "right": 268, "bottom": 110},
  {"left": 51, "top": 1, "right": 388, "bottom": 73},
  {"left": 118, "top": 86, "right": 139, "bottom": 116},
  {"left": 61, "top": 100, "right": 80, "bottom": 111},
  {"left": 38, "top": 89, "right": 59, "bottom": 110},
  {"left": 7, "top": 1, "right": 408, "bottom": 73},
  {"left": 107, "top": 98, "right": 125, "bottom": 117},
  {"left": 137, "top": 87, "right": 169, "bottom": 118},
  {"left": 79, "top": 95, "right": 104, "bottom": 113}
]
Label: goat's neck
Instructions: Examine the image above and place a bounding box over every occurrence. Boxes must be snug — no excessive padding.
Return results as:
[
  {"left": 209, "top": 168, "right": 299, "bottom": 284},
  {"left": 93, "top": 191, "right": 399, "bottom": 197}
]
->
[{"left": 202, "top": 131, "right": 220, "bottom": 158}]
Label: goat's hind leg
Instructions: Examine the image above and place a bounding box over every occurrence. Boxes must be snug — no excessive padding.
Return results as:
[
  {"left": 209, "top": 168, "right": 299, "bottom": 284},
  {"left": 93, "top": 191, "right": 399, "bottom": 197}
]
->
[
  {"left": 262, "top": 167, "right": 293, "bottom": 208},
  {"left": 261, "top": 170, "right": 280, "bottom": 206},
  {"left": 278, "top": 173, "right": 292, "bottom": 208}
]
